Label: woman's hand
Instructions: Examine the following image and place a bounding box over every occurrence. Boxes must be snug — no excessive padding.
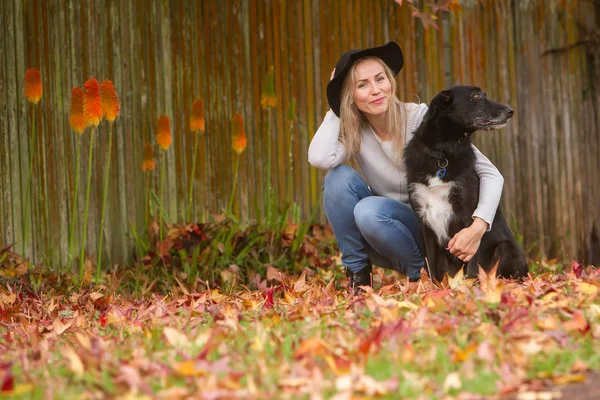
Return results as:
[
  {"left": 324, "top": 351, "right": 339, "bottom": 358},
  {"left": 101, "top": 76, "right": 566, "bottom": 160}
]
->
[{"left": 447, "top": 217, "right": 488, "bottom": 262}]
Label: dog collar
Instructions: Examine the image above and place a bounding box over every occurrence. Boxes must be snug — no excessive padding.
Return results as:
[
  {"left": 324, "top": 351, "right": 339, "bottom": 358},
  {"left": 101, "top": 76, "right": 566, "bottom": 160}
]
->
[
  {"left": 435, "top": 158, "right": 449, "bottom": 178},
  {"left": 424, "top": 147, "right": 449, "bottom": 179}
]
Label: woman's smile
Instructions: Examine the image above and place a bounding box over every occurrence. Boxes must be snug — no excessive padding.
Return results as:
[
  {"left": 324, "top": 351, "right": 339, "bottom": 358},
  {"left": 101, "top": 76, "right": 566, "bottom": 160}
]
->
[
  {"left": 352, "top": 59, "right": 392, "bottom": 117},
  {"left": 370, "top": 97, "right": 386, "bottom": 105}
]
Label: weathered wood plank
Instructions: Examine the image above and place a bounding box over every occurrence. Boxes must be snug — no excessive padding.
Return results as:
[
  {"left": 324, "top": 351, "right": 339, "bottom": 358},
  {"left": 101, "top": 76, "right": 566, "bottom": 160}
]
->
[{"left": 0, "top": 0, "right": 9, "bottom": 246}]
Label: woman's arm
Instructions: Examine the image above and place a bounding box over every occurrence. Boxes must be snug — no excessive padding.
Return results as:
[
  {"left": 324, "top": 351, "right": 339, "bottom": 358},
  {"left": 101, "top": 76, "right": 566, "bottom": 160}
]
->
[
  {"left": 447, "top": 146, "right": 504, "bottom": 262},
  {"left": 471, "top": 145, "right": 504, "bottom": 229},
  {"left": 307, "top": 110, "right": 349, "bottom": 170}
]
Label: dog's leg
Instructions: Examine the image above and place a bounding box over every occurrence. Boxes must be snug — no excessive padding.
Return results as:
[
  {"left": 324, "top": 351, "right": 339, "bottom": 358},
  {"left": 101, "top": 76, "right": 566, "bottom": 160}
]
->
[
  {"left": 493, "top": 241, "right": 528, "bottom": 279},
  {"left": 464, "top": 253, "right": 480, "bottom": 279}
]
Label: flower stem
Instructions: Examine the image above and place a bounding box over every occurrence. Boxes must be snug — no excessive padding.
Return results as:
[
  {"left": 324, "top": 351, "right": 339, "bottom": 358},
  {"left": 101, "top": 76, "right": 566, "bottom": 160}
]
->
[
  {"left": 287, "top": 119, "right": 294, "bottom": 205},
  {"left": 159, "top": 150, "right": 166, "bottom": 241},
  {"left": 266, "top": 107, "right": 273, "bottom": 226},
  {"left": 22, "top": 104, "right": 36, "bottom": 257},
  {"left": 228, "top": 153, "right": 240, "bottom": 214},
  {"left": 96, "top": 123, "right": 114, "bottom": 282},
  {"left": 187, "top": 131, "right": 200, "bottom": 221},
  {"left": 66, "top": 135, "right": 81, "bottom": 273},
  {"left": 144, "top": 172, "right": 150, "bottom": 228},
  {"left": 79, "top": 126, "right": 96, "bottom": 285}
]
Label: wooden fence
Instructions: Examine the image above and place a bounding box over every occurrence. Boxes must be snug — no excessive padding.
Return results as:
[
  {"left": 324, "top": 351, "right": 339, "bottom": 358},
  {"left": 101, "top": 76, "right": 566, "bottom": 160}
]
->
[{"left": 0, "top": 0, "right": 598, "bottom": 268}]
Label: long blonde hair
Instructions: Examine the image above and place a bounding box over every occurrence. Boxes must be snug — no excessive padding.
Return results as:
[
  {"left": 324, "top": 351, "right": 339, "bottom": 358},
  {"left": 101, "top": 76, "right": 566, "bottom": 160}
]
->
[{"left": 339, "top": 57, "right": 408, "bottom": 158}]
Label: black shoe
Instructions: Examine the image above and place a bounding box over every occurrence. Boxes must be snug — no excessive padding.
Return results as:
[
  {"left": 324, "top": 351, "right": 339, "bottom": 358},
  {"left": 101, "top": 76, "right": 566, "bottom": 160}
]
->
[
  {"left": 408, "top": 277, "right": 420, "bottom": 283},
  {"left": 345, "top": 265, "right": 372, "bottom": 294}
]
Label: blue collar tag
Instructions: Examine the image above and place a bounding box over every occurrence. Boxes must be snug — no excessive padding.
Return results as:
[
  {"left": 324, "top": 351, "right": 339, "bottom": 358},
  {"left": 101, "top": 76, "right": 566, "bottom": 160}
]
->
[{"left": 436, "top": 168, "right": 447, "bottom": 179}]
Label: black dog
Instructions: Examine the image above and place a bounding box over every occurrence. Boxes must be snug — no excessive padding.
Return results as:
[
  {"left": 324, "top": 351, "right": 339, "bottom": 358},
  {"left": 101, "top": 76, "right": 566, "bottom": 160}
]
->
[{"left": 404, "top": 86, "right": 528, "bottom": 282}]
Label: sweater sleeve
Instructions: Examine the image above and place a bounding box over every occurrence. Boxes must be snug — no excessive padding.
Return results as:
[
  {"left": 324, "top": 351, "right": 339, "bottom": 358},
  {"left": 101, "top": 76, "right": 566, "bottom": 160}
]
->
[
  {"left": 472, "top": 145, "right": 504, "bottom": 230},
  {"left": 308, "top": 110, "right": 350, "bottom": 170}
]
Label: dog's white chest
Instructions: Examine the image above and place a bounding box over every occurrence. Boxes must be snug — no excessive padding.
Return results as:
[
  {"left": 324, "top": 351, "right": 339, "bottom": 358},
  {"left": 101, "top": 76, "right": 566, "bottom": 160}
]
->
[{"left": 410, "top": 177, "right": 455, "bottom": 244}]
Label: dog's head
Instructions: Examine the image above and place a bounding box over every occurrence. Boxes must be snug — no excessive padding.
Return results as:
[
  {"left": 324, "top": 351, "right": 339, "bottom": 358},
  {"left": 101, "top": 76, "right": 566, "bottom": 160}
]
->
[{"left": 429, "top": 86, "right": 514, "bottom": 134}]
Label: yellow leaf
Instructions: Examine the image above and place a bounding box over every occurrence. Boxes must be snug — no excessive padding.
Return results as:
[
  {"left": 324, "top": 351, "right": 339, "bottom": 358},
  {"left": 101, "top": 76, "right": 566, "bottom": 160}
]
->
[
  {"left": 174, "top": 360, "right": 204, "bottom": 377},
  {"left": 293, "top": 337, "right": 330, "bottom": 359},
  {"left": 395, "top": 300, "right": 419, "bottom": 310},
  {"left": 82, "top": 259, "right": 94, "bottom": 285},
  {"left": 163, "top": 327, "right": 189, "bottom": 348},
  {"left": 211, "top": 288, "right": 227, "bottom": 303},
  {"left": 5, "top": 384, "right": 34, "bottom": 396},
  {"left": 53, "top": 316, "right": 76, "bottom": 335},
  {"left": 443, "top": 372, "right": 462, "bottom": 392},
  {"left": 478, "top": 263, "right": 503, "bottom": 304},
  {"left": 0, "top": 291, "right": 16, "bottom": 306},
  {"left": 75, "top": 332, "right": 92, "bottom": 351},
  {"left": 577, "top": 282, "right": 598, "bottom": 295},
  {"left": 536, "top": 315, "right": 559, "bottom": 330},
  {"left": 452, "top": 343, "right": 477, "bottom": 362},
  {"left": 63, "top": 347, "right": 84, "bottom": 376},
  {"left": 449, "top": 267, "right": 464, "bottom": 289},
  {"left": 449, "top": 267, "right": 476, "bottom": 290},
  {"left": 552, "top": 374, "right": 587, "bottom": 385},
  {"left": 324, "top": 355, "right": 351, "bottom": 376},
  {"left": 279, "top": 377, "right": 310, "bottom": 388},
  {"left": 193, "top": 331, "right": 211, "bottom": 348}
]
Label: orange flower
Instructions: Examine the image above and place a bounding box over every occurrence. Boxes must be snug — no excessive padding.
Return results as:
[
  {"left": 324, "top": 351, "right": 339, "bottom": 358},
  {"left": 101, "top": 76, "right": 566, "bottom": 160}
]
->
[
  {"left": 25, "top": 68, "right": 43, "bottom": 104},
  {"left": 156, "top": 115, "right": 172, "bottom": 150},
  {"left": 83, "top": 78, "right": 103, "bottom": 127},
  {"left": 100, "top": 80, "right": 120, "bottom": 122},
  {"left": 69, "top": 87, "right": 87, "bottom": 134},
  {"left": 190, "top": 99, "right": 205, "bottom": 132},
  {"left": 231, "top": 113, "right": 247, "bottom": 154},
  {"left": 260, "top": 66, "right": 277, "bottom": 109},
  {"left": 142, "top": 144, "right": 156, "bottom": 171},
  {"left": 447, "top": 0, "right": 462, "bottom": 13}
]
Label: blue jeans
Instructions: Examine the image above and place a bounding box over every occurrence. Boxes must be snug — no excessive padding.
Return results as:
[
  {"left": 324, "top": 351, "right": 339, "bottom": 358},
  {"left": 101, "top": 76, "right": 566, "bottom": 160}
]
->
[{"left": 323, "top": 165, "right": 425, "bottom": 279}]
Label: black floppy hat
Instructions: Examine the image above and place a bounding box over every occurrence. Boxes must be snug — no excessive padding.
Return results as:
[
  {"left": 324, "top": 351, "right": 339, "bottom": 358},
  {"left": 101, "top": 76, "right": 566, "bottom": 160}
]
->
[{"left": 326, "top": 41, "right": 404, "bottom": 117}]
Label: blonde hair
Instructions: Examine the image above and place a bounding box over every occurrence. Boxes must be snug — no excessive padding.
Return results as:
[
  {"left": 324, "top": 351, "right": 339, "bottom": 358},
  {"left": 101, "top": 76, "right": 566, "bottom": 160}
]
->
[{"left": 339, "top": 57, "right": 408, "bottom": 158}]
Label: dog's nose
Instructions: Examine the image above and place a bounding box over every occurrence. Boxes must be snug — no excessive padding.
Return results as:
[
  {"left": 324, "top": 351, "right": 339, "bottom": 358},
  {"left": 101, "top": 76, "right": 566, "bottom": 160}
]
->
[{"left": 507, "top": 107, "right": 514, "bottom": 117}]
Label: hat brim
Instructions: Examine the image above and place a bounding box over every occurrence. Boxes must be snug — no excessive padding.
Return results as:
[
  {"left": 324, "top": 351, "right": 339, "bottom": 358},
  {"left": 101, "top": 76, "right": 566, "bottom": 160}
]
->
[{"left": 327, "top": 41, "right": 404, "bottom": 117}]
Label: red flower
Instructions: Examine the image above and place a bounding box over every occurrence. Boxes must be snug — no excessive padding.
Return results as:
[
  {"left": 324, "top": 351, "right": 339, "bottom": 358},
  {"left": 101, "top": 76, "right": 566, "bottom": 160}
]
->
[
  {"left": 231, "top": 113, "right": 247, "bottom": 154},
  {"left": 69, "top": 87, "right": 87, "bottom": 134},
  {"left": 25, "top": 68, "right": 43, "bottom": 104},
  {"left": 190, "top": 99, "right": 205, "bottom": 132},
  {"left": 100, "top": 80, "right": 120, "bottom": 123},
  {"left": 142, "top": 144, "right": 156, "bottom": 171},
  {"left": 156, "top": 115, "right": 172, "bottom": 150},
  {"left": 83, "top": 78, "right": 103, "bottom": 127}
]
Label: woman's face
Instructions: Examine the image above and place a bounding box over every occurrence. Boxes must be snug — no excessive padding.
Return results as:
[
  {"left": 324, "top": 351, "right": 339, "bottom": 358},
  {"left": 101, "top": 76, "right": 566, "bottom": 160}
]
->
[{"left": 352, "top": 59, "right": 392, "bottom": 117}]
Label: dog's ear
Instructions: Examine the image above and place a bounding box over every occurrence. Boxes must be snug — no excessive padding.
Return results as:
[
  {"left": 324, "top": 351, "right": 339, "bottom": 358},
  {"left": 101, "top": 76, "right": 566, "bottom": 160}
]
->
[{"left": 431, "top": 90, "right": 453, "bottom": 109}]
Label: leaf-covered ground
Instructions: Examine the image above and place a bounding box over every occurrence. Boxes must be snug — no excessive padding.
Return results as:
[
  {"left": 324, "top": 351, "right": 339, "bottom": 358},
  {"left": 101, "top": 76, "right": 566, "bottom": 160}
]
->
[{"left": 1, "top": 259, "right": 599, "bottom": 399}]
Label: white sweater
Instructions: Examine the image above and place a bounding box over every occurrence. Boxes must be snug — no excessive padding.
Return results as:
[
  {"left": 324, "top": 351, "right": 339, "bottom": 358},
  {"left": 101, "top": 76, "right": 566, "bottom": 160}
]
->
[{"left": 308, "top": 103, "right": 504, "bottom": 228}]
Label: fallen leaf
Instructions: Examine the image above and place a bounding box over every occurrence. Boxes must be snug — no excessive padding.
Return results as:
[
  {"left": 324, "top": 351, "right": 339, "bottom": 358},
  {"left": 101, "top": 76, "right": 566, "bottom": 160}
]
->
[
  {"left": 552, "top": 374, "right": 586, "bottom": 385},
  {"left": 577, "top": 282, "right": 598, "bottom": 295},
  {"left": 443, "top": 372, "right": 461, "bottom": 392},
  {"left": 174, "top": 360, "right": 204, "bottom": 377},
  {"left": 449, "top": 266, "right": 476, "bottom": 289},
  {"left": 163, "top": 327, "right": 190, "bottom": 348},
  {"left": 63, "top": 347, "right": 84, "bottom": 376},
  {"left": 478, "top": 262, "right": 504, "bottom": 303}
]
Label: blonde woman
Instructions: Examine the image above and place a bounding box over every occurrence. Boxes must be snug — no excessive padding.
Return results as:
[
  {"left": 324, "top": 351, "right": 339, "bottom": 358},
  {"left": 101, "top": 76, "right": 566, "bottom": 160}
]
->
[{"left": 308, "top": 42, "right": 504, "bottom": 293}]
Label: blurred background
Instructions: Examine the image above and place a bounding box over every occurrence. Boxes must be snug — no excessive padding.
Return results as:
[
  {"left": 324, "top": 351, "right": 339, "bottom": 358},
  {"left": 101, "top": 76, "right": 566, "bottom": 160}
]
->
[{"left": 0, "top": 0, "right": 598, "bottom": 269}]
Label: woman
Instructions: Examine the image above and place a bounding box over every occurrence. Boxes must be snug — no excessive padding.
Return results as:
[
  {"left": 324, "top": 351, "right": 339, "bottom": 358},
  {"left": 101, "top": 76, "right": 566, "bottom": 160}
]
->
[{"left": 308, "top": 42, "right": 504, "bottom": 293}]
